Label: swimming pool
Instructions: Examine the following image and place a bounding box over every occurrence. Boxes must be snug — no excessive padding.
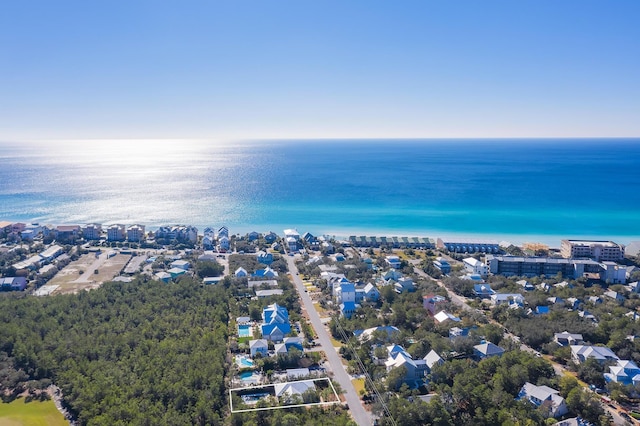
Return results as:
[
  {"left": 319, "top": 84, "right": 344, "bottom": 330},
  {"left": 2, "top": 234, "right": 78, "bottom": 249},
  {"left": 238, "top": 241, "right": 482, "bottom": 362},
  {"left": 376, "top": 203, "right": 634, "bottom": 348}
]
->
[
  {"left": 238, "top": 324, "right": 251, "bottom": 337},
  {"left": 239, "top": 357, "right": 254, "bottom": 367}
]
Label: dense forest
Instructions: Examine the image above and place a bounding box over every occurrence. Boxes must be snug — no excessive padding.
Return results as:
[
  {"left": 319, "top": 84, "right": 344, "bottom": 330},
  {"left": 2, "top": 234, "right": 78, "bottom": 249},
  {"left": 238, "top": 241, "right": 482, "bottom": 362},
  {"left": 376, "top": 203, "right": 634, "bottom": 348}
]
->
[{"left": 0, "top": 277, "right": 230, "bottom": 425}]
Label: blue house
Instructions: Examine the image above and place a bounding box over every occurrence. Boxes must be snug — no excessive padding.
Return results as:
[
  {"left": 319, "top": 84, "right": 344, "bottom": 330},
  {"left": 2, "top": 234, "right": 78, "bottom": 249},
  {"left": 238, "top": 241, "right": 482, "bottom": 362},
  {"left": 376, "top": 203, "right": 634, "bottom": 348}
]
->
[
  {"left": 535, "top": 306, "right": 550, "bottom": 315},
  {"left": 256, "top": 250, "right": 273, "bottom": 265},
  {"left": 0, "top": 277, "right": 27, "bottom": 291},
  {"left": 340, "top": 301, "right": 359, "bottom": 319},
  {"left": 474, "top": 342, "right": 505, "bottom": 360},
  {"left": 261, "top": 303, "right": 291, "bottom": 342}
]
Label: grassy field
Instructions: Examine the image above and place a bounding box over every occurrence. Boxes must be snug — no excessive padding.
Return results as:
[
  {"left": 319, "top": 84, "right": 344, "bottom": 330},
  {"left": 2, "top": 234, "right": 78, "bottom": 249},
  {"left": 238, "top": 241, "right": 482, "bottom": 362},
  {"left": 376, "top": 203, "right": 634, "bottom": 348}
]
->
[
  {"left": 0, "top": 398, "right": 67, "bottom": 426},
  {"left": 351, "top": 378, "right": 365, "bottom": 395}
]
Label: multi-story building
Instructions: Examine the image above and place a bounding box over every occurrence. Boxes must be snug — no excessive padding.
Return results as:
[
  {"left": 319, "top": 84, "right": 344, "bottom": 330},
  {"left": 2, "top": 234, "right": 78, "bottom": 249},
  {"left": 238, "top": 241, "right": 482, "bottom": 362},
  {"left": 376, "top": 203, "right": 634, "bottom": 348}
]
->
[
  {"left": 561, "top": 240, "right": 624, "bottom": 262},
  {"left": 107, "top": 224, "right": 126, "bottom": 242},
  {"left": 126, "top": 224, "right": 146, "bottom": 242},
  {"left": 82, "top": 223, "right": 102, "bottom": 240},
  {"left": 437, "top": 238, "right": 500, "bottom": 254},
  {"left": 485, "top": 255, "right": 625, "bottom": 283}
]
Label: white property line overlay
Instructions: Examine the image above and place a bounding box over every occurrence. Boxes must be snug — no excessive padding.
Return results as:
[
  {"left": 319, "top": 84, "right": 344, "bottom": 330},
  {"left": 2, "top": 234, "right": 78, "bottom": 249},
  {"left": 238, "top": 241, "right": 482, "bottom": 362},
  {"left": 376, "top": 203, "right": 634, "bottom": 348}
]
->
[{"left": 229, "top": 377, "right": 341, "bottom": 413}]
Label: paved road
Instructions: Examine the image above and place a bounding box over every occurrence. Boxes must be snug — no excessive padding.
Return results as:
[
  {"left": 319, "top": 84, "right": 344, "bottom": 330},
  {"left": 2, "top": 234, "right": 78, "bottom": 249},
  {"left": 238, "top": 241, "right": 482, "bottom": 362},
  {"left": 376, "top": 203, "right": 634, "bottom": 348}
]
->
[{"left": 286, "top": 255, "right": 373, "bottom": 426}]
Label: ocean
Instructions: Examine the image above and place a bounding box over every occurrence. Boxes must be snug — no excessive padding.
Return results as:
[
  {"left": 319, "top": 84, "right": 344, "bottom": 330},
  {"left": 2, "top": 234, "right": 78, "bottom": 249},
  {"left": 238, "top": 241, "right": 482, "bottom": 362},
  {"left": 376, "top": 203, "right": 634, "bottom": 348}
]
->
[{"left": 0, "top": 139, "right": 639, "bottom": 246}]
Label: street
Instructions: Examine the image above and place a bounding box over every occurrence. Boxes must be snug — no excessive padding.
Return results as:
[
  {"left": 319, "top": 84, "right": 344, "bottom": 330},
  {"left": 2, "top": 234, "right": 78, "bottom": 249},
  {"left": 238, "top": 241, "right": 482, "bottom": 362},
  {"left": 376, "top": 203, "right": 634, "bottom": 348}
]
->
[{"left": 285, "top": 255, "right": 373, "bottom": 426}]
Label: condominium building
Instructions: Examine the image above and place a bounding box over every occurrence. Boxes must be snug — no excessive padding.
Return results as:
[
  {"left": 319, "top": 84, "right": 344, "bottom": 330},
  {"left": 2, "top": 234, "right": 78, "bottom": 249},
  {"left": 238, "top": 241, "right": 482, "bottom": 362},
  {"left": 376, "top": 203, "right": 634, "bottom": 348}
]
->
[
  {"left": 126, "top": 224, "right": 146, "bottom": 242},
  {"left": 561, "top": 240, "right": 624, "bottom": 262}
]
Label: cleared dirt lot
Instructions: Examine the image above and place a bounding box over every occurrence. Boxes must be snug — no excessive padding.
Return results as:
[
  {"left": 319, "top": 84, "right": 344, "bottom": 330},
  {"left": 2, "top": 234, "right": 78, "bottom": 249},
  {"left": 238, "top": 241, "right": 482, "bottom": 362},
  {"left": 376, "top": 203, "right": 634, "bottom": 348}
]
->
[{"left": 48, "top": 253, "right": 132, "bottom": 294}]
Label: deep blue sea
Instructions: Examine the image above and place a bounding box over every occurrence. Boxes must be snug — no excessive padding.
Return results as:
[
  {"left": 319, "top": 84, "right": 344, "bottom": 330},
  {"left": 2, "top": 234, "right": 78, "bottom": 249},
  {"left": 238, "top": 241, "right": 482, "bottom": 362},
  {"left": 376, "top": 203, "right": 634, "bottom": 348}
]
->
[{"left": 0, "top": 139, "right": 639, "bottom": 245}]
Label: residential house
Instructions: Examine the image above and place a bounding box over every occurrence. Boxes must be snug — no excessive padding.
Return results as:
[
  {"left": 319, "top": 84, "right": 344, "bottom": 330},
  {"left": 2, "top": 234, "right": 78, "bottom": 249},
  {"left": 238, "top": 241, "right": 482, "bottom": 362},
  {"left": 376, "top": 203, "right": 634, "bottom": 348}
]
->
[
  {"left": 424, "top": 350, "right": 444, "bottom": 371},
  {"left": 570, "top": 345, "right": 619, "bottom": 364},
  {"left": 253, "top": 267, "right": 278, "bottom": 278},
  {"left": 340, "top": 301, "right": 359, "bottom": 319},
  {"left": 382, "top": 269, "right": 402, "bottom": 282},
  {"left": 256, "top": 289, "right": 284, "bottom": 298},
  {"left": 274, "top": 380, "right": 316, "bottom": 399},
  {"left": 434, "top": 257, "right": 451, "bottom": 274},
  {"left": 283, "top": 337, "right": 304, "bottom": 352},
  {"left": 354, "top": 326, "right": 400, "bottom": 342},
  {"left": 449, "top": 326, "right": 474, "bottom": 340},
  {"left": 537, "top": 282, "right": 552, "bottom": 292},
  {"left": 249, "top": 339, "right": 269, "bottom": 358},
  {"left": 547, "top": 297, "right": 564, "bottom": 305},
  {"left": 260, "top": 303, "right": 291, "bottom": 342},
  {"left": 218, "top": 236, "right": 230, "bottom": 251},
  {"left": 473, "top": 284, "right": 496, "bottom": 298},
  {"left": 554, "top": 332, "right": 583, "bottom": 346},
  {"left": 604, "top": 360, "right": 640, "bottom": 385},
  {"left": 517, "top": 279, "right": 535, "bottom": 291},
  {"left": 386, "top": 256, "right": 402, "bottom": 269},
  {"left": 535, "top": 306, "right": 550, "bottom": 315},
  {"left": 566, "top": 297, "right": 580, "bottom": 310},
  {"left": 155, "top": 272, "right": 172, "bottom": 283},
  {"left": 247, "top": 231, "right": 261, "bottom": 241},
  {"left": 423, "top": 294, "right": 447, "bottom": 315},
  {"left": 604, "top": 290, "right": 624, "bottom": 304},
  {"left": 463, "top": 257, "right": 488, "bottom": 276},
  {"left": 394, "top": 277, "right": 415, "bottom": 293},
  {"left": 384, "top": 345, "right": 428, "bottom": 388},
  {"left": 474, "top": 342, "right": 505, "bottom": 360},
  {"left": 517, "top": 382, "right": 569, "bottom": 418},
  {"left": 335, "top": 282, "right": 356, "bottom": 303},
  {"left": 362, "top": 283, "right": 380, "bottom": 301},
  {"left": 264, "top": 231, "right": 278, "bottom": 243},
  {"left": 170, "top": 259, "right": 190, "bottom": 270},
  {"left": 235, "top": 267, "right": 248, "bottom": 277},
  {"left": 491, "top": 293, "right": 525, "bottom": 307},
  {"left": 168, "top": 268, "right": 186, "bottom": 278},
  {"left": 256, "top": 250, "right": 273, "bottom": 265},
  {"left": 286, "top": 368, "right": 310, "bottom": 380},
  {"left": 434, "top": 311, "right": 461, "bottom": 324}
]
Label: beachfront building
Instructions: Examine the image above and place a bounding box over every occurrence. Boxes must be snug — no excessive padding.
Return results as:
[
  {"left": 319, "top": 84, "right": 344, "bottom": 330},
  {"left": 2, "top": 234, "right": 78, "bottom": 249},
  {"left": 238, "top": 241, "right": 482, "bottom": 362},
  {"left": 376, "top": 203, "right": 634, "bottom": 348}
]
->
[
  {"left": 348, "top": 235, "right": 435, "bottom": 249},
  {"left": 82, "top": 223, "right": 102, "bottom": 240},
  {"left": 126, "top": 224, "right": 145, "bottom": 242},
  {"left": 107, "top": 224, "right": 126, "bottom": 242},
  {"left": 437, "top": 238, "right": 500, "bottom": 254},
  {"left": 55, "top": 225, "right": 81, "bottom": 243},
  {"left": 154, "top": 225, "right": 198, "bottom": 244},
  {"left": 561, "top": 240, "right": 624, "bottom": 262}
]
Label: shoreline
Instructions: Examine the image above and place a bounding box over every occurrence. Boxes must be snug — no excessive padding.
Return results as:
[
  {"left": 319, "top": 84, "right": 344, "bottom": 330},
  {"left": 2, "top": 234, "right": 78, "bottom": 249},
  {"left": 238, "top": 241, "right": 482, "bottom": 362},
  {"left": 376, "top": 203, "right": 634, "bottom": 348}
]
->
[{"left": 4, "top": 217, "right": 638, "bottom": 249}]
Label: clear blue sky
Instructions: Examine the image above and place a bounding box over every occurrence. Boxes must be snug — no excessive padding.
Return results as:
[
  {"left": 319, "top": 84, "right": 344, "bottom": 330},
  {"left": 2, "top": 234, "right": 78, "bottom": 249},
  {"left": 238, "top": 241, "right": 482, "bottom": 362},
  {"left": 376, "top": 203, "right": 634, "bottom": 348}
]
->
[{"left": 1, "top": 0, "right": 639, "bottom": 140}]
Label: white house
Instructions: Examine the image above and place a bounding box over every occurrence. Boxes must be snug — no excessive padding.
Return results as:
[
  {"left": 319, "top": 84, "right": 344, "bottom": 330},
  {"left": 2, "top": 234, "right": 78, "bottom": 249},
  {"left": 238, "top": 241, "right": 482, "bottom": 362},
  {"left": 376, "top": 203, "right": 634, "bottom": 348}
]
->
[
  {"left": 604, "top": 360, "right": 640, "bottom": 385},
  {"left": 274, "top": 380, "right": 315, "bottom": 399},
  {"left": 570, "top": 345, "right": 619, "bottom": 364},
  {"left": 491, "top": 293, "right": 525, "bottom": 306},
  {"left": 394, "top": 277, "right": 415, "bottom": 293},
  {"left": 386, "top": 256, "right": 402, "bottom": 269},
  {"left": 384, "top": 345, "right": 428, "bottom": 388},
  {"left": 474, "top": 342, "right": 505, "bottom": 359},
  {"left": 463, "top": 257, "right": 488, "bottom": 276},
  {"left": 517, "top": 382, "right": 568, "bottom": 418}
]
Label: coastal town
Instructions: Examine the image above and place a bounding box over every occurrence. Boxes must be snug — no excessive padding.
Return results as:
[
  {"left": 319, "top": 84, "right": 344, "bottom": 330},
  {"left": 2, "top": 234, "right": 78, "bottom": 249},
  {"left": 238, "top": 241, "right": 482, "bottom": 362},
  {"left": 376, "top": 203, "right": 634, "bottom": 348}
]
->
[{"left": 2, "top": 220, "right": 640, "bottom": 426}]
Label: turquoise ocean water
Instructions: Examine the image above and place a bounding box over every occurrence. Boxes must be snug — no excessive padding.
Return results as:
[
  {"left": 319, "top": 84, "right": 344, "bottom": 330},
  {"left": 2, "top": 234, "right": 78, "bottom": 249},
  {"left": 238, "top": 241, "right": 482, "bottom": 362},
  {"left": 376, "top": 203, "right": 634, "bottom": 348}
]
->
[{"left": 0, "top": 139, "right": 638, "bottom": 245}]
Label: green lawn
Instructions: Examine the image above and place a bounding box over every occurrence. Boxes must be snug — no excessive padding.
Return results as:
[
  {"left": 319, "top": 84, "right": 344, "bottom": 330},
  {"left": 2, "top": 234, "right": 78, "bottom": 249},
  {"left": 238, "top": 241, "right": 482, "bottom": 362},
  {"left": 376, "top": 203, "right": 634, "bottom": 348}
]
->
[{"left": 0, "top": 398, "right": 67, "bottom": 426}]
